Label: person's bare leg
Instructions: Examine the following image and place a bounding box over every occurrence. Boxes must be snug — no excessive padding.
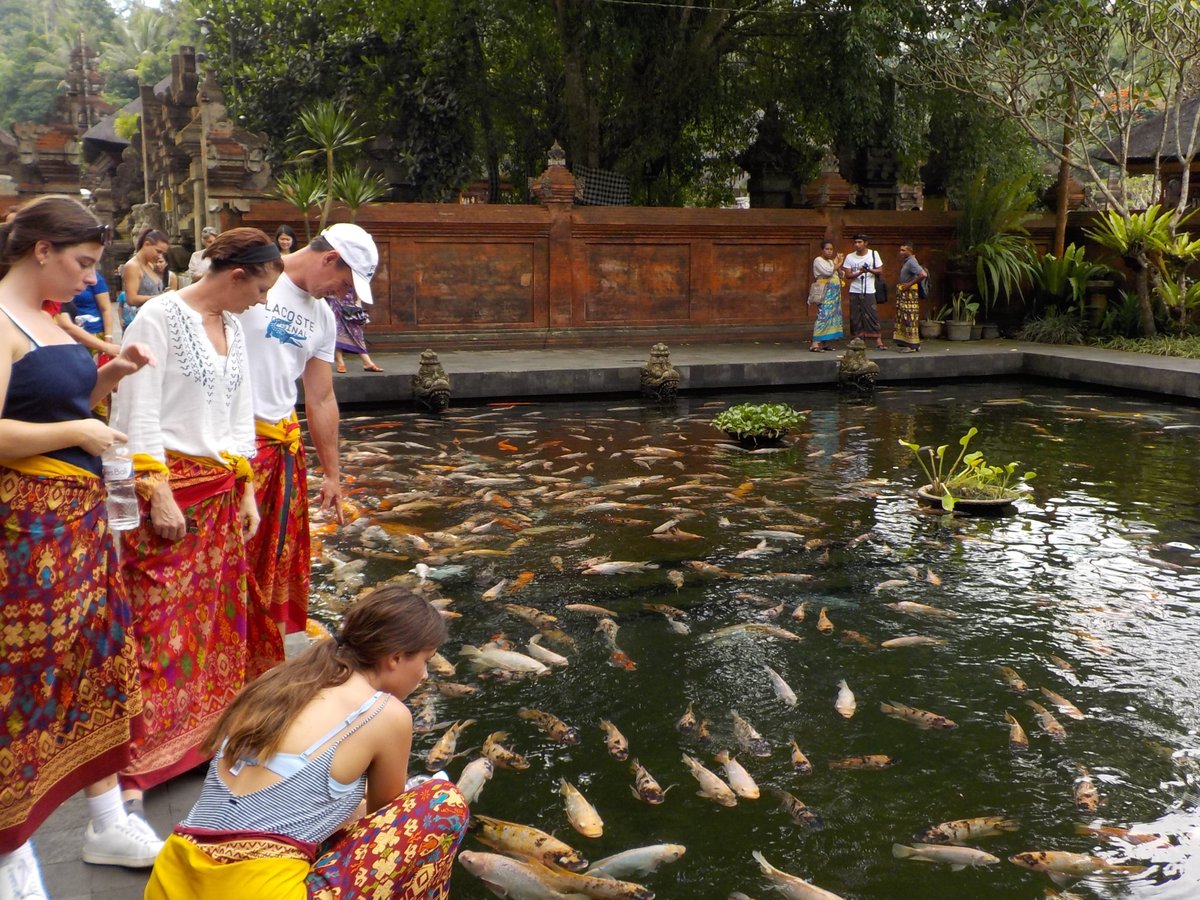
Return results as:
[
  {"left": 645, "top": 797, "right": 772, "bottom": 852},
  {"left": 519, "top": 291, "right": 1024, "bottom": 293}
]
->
[{"left": 335, "top": 350, "right": 346, "bottom": 373}]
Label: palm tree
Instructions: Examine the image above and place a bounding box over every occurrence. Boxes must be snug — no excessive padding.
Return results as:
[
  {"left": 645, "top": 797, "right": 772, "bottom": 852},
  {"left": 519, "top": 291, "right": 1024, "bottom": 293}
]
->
[
  {"left": 291, "top": 100, "right": 372, "bottom": 230},
  {"left": 273, "top": 168, "right": 327, "bottom": 241},
  {"left": 332, "top": 165, "right": 389, "bottom": 222}
]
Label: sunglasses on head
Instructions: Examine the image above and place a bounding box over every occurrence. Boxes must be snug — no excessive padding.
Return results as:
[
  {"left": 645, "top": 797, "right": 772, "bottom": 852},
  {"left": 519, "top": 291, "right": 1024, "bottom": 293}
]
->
[{"left": 90, "top": 223, "right": 114, "bottom": 247}]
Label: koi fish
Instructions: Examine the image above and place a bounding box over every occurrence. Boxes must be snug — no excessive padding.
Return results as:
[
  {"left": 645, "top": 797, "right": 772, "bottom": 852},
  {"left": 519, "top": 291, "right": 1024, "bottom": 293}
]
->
[{"left": 880, "top": 701, "right": 957, "bottom": 730}]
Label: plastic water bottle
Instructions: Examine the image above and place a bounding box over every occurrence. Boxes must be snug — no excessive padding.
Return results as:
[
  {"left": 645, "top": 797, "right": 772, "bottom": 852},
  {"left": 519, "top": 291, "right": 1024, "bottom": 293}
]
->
[{"left": 102, "top": 443, "right": 140, "bottom": 531}]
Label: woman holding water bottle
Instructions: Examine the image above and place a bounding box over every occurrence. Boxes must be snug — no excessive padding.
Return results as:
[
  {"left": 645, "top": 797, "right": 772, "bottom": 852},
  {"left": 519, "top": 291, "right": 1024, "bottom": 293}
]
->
[
  {"left": 109, "top": 227, "right": 283, "bottom": 822},
  {"left": 0, "top": 196, "right": 159, "bottom": 897}
]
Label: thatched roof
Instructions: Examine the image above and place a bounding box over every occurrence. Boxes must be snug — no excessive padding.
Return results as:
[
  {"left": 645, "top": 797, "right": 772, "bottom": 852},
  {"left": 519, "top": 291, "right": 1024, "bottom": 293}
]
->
[
  {"left": 82, "top": 76, "right": 171, "bottom": 149},
  {"left": 1097, "top": 95, "right": 1200, "bottom": 166}
]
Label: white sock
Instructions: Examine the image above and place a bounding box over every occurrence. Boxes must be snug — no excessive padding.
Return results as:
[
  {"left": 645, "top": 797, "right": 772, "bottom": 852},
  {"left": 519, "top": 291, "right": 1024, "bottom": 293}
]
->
[
  {"left": 0, "top": 839, "right": 36, "bottom": 868},
  {"left": 86, "top": 786, "right": 127, "bottom": 833}
]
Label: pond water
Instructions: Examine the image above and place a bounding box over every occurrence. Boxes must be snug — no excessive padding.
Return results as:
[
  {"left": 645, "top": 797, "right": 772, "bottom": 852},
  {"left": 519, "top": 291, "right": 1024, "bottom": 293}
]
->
[{"left": 310, "top": 381, "right": 1200, "bottom": 899}]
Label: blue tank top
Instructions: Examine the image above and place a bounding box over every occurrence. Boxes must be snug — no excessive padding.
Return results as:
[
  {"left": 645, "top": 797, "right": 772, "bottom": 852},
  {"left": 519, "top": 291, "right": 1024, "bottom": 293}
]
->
[
  {"left": 182, "top": 692, "right": 390, "bottom": 845},
  {"left": 0, "top": 307, "right": 101, "bottom": 477}
]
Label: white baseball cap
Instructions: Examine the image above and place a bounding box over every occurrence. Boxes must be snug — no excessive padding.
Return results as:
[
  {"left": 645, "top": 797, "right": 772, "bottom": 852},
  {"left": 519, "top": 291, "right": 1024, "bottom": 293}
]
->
[{"left": 321, "top": 223, "right": 379, "bottom": 305}]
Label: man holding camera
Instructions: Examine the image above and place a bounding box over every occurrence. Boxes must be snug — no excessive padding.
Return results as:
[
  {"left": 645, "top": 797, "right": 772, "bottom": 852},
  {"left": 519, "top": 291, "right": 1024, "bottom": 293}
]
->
[{"left": 841, "top": 233, "right": 886, "bottom": 350}]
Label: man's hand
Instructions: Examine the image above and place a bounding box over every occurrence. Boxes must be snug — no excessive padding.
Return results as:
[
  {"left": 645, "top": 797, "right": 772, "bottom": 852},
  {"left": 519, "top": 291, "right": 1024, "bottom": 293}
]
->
[{"left": 318, "top": 478, "right": 345, "bottom": 525}]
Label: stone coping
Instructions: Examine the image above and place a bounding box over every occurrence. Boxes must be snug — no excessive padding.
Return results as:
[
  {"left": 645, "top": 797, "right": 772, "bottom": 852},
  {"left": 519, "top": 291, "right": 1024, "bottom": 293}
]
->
[{"left": 319, "top": 340, "right": 1200, "bottom": 405}]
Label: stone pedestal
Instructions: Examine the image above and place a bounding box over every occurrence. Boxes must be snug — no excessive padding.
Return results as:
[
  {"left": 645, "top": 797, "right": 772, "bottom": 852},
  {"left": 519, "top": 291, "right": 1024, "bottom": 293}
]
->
[
  {"left": 837, "top": 338, "right": 879, "bottom": 394},
  {"left": 412, "top": 349, "right": 451, "bottom": 412},
  {"left": 640, "top": 343, "right": 680, "bottom": 402}
]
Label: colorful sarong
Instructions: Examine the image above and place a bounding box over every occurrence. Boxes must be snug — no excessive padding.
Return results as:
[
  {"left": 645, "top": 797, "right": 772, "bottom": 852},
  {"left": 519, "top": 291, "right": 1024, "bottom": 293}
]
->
[
  {"left": 812, "top": 277, "right": 844, "bottom": 343},
  {"left": 894, "top": 283, "right": 921, "bottom": 347},
  {"left": 145, "top": 779, "right": 469, "bottom": 900},
  {"left": 119, "top": 454, "right": 259, "bottom": 790},
  {"left": 0, "top": 464, "right": 143, "bottom": 852},
  {"left": 245, "top": 413, "right": 309, "bottom": 674}
]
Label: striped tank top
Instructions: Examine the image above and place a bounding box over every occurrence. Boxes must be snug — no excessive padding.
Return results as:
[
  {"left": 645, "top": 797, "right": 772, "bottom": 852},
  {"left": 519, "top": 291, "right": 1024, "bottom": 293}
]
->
[{"left": 182, "top": 691, "right": 388, "bottom": 844}]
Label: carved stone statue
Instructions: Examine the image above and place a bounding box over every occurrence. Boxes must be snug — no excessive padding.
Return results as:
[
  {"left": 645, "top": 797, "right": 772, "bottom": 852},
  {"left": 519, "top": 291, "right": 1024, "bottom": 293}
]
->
[
  {"left": 129, "top": 201, "right": 163, "bottom": 242},
  {"left": 837, "top": 337, "right": 879, "bottom": 394},
  {"left": 640, "top": 342, "right": 680, "bottom": 402},
  {"left": 412, "top": 349, "right": 451, "bottom": 412}
]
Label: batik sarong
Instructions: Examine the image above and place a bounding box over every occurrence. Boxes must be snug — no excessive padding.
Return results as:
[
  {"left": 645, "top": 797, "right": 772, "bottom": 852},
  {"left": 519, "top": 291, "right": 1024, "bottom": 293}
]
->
[
  {"left": 245, "top": 413, "right": 309, "bottom": 670},
  {"left": 120, "top": 454, "right": 259, "bottom": 790},
  {"left": 0, "top": 460, "right": 143, "bottom": 851},
  {"left": 144, "top": 779, "right": 469, "bottom": 900},
  {"left": 849, "top": 291, "right": 881, "bottom": 338},
  {"left": 894, "top": 283, "right": 921, "bottom": 348},
  {"left": 328, "top": 293, "right": 370, "bottom": 356},
  {"left": 812, "top": 277, "right": 844, "bottom": 343}
]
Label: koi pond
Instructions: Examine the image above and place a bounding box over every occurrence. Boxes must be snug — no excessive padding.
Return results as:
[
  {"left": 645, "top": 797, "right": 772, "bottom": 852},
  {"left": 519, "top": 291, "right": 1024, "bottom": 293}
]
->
[{"left": 310, "top": 381, "right": 1200, "bottom": 899}]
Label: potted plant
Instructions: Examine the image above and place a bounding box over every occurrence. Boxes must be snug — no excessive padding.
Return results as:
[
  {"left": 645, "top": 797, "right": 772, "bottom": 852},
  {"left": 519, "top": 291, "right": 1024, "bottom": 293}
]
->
[
  {"left": 944, "top": 292, "right": 977, "bottom": 341},
  {"left": 919, "top": 304, "right": 947, "bottom": 339},
  {"left": 899, "top": 427, "right": 1036, "bottom": 515},
  {"left": 713, "top": 402, "right": 805, "bottom": 447}
]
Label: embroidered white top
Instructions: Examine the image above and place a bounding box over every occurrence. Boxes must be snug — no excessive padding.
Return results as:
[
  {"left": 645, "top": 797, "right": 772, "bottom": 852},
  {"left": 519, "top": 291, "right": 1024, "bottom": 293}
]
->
[{"left": 111, "top": 292, "right": 256, "bottom": 465}]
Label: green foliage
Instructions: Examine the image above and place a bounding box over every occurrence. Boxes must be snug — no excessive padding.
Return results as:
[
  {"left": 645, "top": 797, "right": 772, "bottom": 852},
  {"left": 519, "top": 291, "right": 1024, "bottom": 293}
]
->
[
  {"left": 113, "top": 111, "right": 140, "bottom": 141},
  {"left": 950, "top": 168, "right": 1037, "bottom": 315},
  {"left": 948, "top": 292, "right": 978, "bottom": 324},
  {"left": 291, "top": 100, "right": 372, "bottom": 230},
  {"left": 899, "top": 427, "right": 1035, "bottom": 511},
  {"left": 332, "top": 165, "right": 389, "bottom": 221},
  {"left": 1031, "top": 244, "right": 1110, "bottom": 312},
  {"left": 1016, "top": 309, "right": 1086, "bottom": 345},
  {"left": 1092, "top": 335, "right": 1200, "bottom": 358},
  {"left": 272, "top": 168, "right": 327, "bottom": 241},
  {"left": 712, "top": 403, "right": 805, "bottom": 441},
  {"left": 1099, "top": 289, "right": 1143, "bottom": 338},
  {"left": 1085, "top": 205, "right": 1176, "bottom": 260}
]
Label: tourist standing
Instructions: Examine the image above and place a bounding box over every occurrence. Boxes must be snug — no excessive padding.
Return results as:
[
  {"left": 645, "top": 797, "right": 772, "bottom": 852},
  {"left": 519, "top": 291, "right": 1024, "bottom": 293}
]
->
[
  {"left": 809, "top": 240, "right": 844, "bottom": 351},
  {"left": 71, "top": 268, "right": 116, "bottom": 340},
  {"left": 841, "top": 233, "right": 886, "bottom": 350},
  {"left": 187, "top": 226, "right": 219, "bottom": 283},
  {"left": 0, "top": 196, "right": 160, "bottom": 896},
  {"left": 240, "top": 223, "right": 378, "bottom": 676},
  {"left": 274, "top": 224, "right": 298, "bottom": 255},
  {"left": 119, "top": 228, "right": 169, "bottom": 326},
  {"left": 329, "top": 290, "right": 383, "bottom": 372},
  {"left": 894, "top": 241, "right": 927, "bottom": 352},
  {"left": 145, "top": 586, "right": 469, "bottom": 899},
  {"left": 110, "top": 228, "right": 283, "bottom": 812}
]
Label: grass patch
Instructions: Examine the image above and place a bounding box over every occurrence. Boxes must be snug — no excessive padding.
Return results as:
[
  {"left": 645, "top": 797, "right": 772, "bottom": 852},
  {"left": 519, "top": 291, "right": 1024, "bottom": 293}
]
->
[{"left": 1091, "top": 335, "right": 1200, "bottom": 359}]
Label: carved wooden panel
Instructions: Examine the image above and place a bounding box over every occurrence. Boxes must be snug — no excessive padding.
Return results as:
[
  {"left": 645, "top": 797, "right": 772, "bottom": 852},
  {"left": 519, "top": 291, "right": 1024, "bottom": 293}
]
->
[
  {"left": 582, "top": 243, "right": 691, "bottom": 322},
  {"left": 710, "top": 243, "right": 803, "bottom": 322},
  {"left": 410, "top": 242, "right": 537, "bottom": 326}
]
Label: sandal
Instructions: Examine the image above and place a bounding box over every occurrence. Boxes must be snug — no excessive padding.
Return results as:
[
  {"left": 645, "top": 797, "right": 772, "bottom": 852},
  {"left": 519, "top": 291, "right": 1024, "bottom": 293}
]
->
[
  {"left": 335, "top": 362, "right": 347, "bottom": 374},
  {"left": 363, "top": 364, "right": 384, "bottom": 372},
  {"left": 809, "top": 346, "right": 823, "bottom": 353}
]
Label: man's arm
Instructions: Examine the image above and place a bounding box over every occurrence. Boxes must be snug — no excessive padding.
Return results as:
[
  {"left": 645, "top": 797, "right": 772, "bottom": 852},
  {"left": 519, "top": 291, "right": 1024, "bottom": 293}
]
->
[{"left": 301, "top": 355, "right": 344, "bottom": 523}]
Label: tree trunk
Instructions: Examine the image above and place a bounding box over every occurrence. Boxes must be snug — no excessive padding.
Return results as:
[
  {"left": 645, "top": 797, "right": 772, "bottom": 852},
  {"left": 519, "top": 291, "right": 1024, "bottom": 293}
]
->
[
  {"left": 1134, "top": 260, "right": 1156, "bottom": 337},
  {"left": 466, "top": 9, "right": 500, "bottom": 203},
  {"left": 555, "top": 0, "right": 592, "bottom": 167},
  {"left": 1054, "top": 129, "right": 1071, "bottom": 257}
]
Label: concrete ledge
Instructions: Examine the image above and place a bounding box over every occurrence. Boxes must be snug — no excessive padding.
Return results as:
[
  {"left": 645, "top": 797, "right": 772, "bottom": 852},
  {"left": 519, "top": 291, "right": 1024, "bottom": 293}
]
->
[{"left": 315, "top": 340, "right": 1200, "bottom": 406}]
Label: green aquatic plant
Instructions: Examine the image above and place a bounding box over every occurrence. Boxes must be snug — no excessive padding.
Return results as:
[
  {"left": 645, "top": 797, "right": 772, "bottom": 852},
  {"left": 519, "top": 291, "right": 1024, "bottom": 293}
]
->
[
  {"left": 899, "top": 426, "right": 1035, "bottom": 511},
  {"left": 713, "top": 403, "right": 804, "bottom": 442}
]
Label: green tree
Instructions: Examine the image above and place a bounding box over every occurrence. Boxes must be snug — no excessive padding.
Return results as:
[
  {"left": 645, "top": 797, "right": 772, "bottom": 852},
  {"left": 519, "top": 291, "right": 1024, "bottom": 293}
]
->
[
  {"left": 908, "top": 0, "right": 1200, "bottom": 335},
  {"left": 291, "top": 101, "right": 372, "bottom": 230}
]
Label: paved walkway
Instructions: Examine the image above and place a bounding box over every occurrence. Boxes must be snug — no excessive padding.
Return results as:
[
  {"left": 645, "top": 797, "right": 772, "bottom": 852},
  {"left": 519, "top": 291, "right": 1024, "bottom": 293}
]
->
[
  {"left": 326, "top": 338, "right": 1200, "bottom": 404},
  {"left": 36, "top": 337, "right": 1200, "bottom": 898}
]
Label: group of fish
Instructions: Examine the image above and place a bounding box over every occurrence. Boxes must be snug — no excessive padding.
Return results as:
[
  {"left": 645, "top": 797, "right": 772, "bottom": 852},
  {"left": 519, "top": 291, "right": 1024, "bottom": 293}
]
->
[{"left": 305, "top": 400, "right": 1184, "bottom": 898}]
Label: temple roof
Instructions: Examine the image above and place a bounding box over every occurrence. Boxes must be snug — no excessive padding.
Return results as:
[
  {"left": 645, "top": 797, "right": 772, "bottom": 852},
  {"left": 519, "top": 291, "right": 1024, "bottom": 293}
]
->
[
  {"left": 82, "top": 76, "right": 171, "bottom": 148},
  {"left": 1096, "top": 95, "right": 1200, "bottom": 166}
]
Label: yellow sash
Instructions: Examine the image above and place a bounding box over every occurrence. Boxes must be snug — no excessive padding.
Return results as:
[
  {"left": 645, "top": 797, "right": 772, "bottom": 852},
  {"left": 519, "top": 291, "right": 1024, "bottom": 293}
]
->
[
  {"left": 0, "top": 454, "right": 97, "bottom": 480},
  {"left": 170, "top": 450, "right": 254, "bottom": 482},
  {"left": 255, "top": 412, "right": 301, "bottom": 454},
  {"left": 144, "top": 833, "right": 309, "bottom": 900}
]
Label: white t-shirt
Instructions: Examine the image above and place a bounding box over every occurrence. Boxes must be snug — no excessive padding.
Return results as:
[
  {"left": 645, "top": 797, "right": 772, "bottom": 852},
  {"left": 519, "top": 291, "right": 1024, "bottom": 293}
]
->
[
  {"left": 239, "top": 273, "right": 336, "bottom": 423},
  {"left": 845, "top": 250, "right": 881, "bottom": 294},
  {"left": 112, "top": 293, "right": 256, "bottom": 464}
]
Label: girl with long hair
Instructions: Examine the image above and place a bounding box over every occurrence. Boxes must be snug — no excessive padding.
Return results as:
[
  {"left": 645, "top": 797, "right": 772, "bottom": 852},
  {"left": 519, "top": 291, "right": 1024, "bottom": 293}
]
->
[
  {"left": 146, "top": 587, "right": 469, "bottom": 899},
  {"left": 110, "top": 228, "right": 285, "bottom": 815},
  {"left": 0, "top": 196, "right": 158, "bottom": 896}
]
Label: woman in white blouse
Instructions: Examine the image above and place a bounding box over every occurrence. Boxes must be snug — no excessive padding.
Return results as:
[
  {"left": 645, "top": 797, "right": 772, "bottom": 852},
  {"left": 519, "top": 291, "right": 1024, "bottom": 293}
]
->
[{"left": 109, "top": 227, "right": 283, "bottom": 827}]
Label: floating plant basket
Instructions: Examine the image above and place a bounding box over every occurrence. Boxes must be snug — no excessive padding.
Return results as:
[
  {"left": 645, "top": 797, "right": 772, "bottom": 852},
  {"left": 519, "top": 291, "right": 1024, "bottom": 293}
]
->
[
  {"left": 712, "top": 403, "right": 805, "bottom": 449},
  {"left": 916, "top": 484, "right": 1019, "bottom": 516}
]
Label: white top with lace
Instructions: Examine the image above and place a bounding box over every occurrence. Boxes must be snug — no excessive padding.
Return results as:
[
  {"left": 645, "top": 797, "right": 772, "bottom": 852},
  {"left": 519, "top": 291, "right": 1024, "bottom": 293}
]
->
[{"left": 111, "top": 292, "right": 256, "bottom": 465}]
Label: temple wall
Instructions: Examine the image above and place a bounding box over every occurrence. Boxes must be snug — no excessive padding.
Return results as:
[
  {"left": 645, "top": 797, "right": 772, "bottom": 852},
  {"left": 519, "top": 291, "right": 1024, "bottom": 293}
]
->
[{"left": 235, "top": 199, "right": 1058, "bottom": 348}]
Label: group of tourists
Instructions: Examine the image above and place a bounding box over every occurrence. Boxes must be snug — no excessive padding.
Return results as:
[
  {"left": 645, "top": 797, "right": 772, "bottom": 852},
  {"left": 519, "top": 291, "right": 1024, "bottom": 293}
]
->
[
  {"left": 808, "top": 233, "right": 928, "bottom": 353},
  {"left": 0, "top": 195, "right": 467, "bottom": 899}
]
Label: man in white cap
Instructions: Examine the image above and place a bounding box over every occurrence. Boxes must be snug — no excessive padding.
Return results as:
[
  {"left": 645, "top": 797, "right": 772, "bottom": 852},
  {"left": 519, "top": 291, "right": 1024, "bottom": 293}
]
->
[{"left": 239, "top": 222, "right": 379, "bottom": 675}]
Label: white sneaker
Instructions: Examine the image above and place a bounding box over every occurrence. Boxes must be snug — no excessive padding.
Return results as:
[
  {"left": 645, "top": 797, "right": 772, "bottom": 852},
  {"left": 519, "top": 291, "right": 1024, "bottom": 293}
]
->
[
  {"left": 81, "top": 814, "right": 164, "bottom": 868},
  {"left": 0, "top": 851, "right": 48, "bottom": 900}
]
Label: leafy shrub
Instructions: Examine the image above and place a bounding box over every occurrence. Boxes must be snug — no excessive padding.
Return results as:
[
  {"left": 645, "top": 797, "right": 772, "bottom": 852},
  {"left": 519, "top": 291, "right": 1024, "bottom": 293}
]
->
[
  {"left": 713, "top": 403, "right": 805, "bottom": 440},
  {"left": 1099, "top": 290, "right": 1142, "bottom": 338},
  {"left": 1091, "top": 335, "right": 1200, "bottom": 359},
  {"left": 1016, "top": 309, "right": 1085, "bottom": 345}
]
